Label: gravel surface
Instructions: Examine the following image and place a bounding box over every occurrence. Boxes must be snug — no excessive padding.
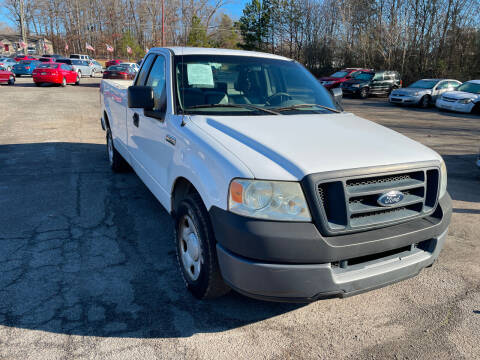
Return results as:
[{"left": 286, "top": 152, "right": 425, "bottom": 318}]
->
[{"left": 0, "top": 78, "right": 479, "bottom": 359}]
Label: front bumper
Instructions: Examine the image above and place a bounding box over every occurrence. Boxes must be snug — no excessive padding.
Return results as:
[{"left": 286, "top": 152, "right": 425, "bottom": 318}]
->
[
  {"left": 389, "top": 95, "right": 421, "bottom": 105},
  {"left": 212, "top": 193, "right": 451, "bottom": 302},
  {"left": 436, "top": 99, "right": 474, "bottom": 113}
]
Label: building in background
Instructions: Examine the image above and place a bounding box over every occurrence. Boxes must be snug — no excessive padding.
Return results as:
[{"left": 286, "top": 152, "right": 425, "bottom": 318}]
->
[{"left": 0, "top": 34, "right": 53, "bottom": 56}]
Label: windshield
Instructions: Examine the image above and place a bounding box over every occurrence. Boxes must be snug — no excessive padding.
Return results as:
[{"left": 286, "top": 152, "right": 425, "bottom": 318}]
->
[
  {"left": 38, "top": 64, "right": 58, "bottom": 69},
  {"left": 174, "top": 55, "right": 338, "bottom": 115},
  {"left": 330, "top": 71, "right": 348, "bottom": 78},
  {"left": 456, "top": 82, "right": 480, "bottom": 94},
  {"left": 354, "top": 72, "right": 374, "bottom": 81},
  {"left": 408, "top": 80, "right": 439, "bottom": 89}
]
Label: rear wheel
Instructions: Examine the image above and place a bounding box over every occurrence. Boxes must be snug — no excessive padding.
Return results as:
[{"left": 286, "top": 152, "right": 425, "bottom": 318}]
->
[
  {"left": 175, "top": 192, "right": 230, "bottom": 300},
  {"left": 420, "top": 95, "right": 430, "bottom": 108},
  {"left": 106, "top": 128, "right": 130, "bottom": 172},
  {"left": 8, "top": 76, "right": 15, "bottom": 86},
  {"left": 61, "top": 77, "right": 66, "bottom": 87}
]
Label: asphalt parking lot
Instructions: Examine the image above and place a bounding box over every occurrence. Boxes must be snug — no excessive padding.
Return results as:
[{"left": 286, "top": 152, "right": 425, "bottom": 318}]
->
[{"left": 0, "top": 77, "right": 479, "bottom": 360}]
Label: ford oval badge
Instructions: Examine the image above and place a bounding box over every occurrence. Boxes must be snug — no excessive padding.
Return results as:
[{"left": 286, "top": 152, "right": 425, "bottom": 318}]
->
[{"left": 377, "top": 190, "right": 404, "bottom": 207}]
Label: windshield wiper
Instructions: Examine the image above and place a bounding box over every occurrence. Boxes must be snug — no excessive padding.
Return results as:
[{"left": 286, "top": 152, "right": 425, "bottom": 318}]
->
[
  {"left": 184, "top": 103, "right": 280, "bottom": 115},
  {"left": 270, "top": 103, "right": 341, "bottom": 113}
]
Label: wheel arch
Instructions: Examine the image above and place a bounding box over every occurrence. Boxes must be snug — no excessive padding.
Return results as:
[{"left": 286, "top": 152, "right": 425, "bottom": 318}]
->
[{"left": 171, "top": 177, "right": 206, "bottom": 217}]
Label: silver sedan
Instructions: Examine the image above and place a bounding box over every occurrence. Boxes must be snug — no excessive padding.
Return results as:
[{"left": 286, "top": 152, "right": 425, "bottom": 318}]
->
[{"left": 389, "top": 79, "right": 461, "bottom": 107}]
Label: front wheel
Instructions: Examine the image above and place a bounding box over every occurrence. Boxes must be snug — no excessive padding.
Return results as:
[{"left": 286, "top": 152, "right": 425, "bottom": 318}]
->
[
  {"left": 471, "top": 103, "right": 480, "bottom": 115},
  {"left": 420, "top": 95, "right": 430, "bottom": 108},
  {"left": 75, "top": 74, "right": 80, "bottom": 86},
  {"left": 8, "top": 76, "right": 15, "bottom": 86},
  {"left": 359, "top": 88, "right": 368, "bottom": 99},
  {"left": 175, "top": 193, "right": 230, "bottom": 300},
  {"left": 61, "top": 77, "right": 66, "bottom": 87}
]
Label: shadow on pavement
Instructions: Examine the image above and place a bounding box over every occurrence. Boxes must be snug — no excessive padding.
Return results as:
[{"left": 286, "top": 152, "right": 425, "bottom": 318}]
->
[{"left": 0, "top": 142, "right": 303, "bottom": 339}]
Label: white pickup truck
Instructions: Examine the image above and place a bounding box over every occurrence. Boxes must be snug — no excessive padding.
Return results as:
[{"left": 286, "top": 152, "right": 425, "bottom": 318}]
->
[{"left": 100, "top": 47, "right": 451, "bottom": 302}]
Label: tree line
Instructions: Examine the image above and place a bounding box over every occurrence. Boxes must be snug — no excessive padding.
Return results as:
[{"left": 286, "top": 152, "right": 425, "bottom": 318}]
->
[{"left": 3, "top": 0, "right": 480, "bottom": 83}]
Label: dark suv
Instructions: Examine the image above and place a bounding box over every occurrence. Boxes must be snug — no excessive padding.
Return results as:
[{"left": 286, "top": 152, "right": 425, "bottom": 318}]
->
[{"left": 341, "top": 70, "right": 402, "bottom": 98}]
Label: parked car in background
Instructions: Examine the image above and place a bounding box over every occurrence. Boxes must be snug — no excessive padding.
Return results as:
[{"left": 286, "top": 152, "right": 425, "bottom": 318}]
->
[
  {"left": 14, "top": 55, "right": 36, "bottom": 62},
  {"left": 12, "top": 60, "right": 41, "bottom": 77},
  {"left": 56, "top": 58, "right": 93, "bottom": 77},
  {"left": 69, "top": 54, "right": 91, "bottom": 61},
  {"left": 341, "top": 70, "right": 402, "bottom": 98},
  {"left": 435, "top": 80, "right": 480, "bottom": 114},
  {"left": 119, "top": 62, "right": 140, "bottom": 73},
  {"left": 105, "top": 59, "right": 123, "bottom": 68},
  {"left": 389, "top": 79, "right": 462, "bottom": 108},
  {"left": 102, "top": 65, "right": 136, "bottom": 80},
  {"left": 89, "top": 60, "right": 103, "bottom": 77},
  {"left": 39, "top": 57, "right": 56, "bottom": 63},
  {"left": 32, "top": 63, "right": 80, "bottom": 87},
  {"left": 0, "top": 66, "right": 15, "bottom": 85},
  {"left": 42, "top": 54, "right": 64, "bottom": 59},
  {"left": 319, "top": 68, "right": 370, "bottom": 90},
  {"left": 0, "top": 57, "right": 18, "bottom": 71}
]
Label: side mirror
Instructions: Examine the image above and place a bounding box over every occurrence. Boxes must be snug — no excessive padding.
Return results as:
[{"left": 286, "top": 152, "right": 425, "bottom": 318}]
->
[
  {"left": 128, "top": 85, "right": 154, "bottom": 109},
  {"left": 331, "top": 87, "right": 343, "bottom": 108}
]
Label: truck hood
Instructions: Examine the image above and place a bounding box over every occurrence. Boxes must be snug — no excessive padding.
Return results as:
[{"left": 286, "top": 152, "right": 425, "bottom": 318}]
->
[
  {"left": 190, "top": 112, "right": 441, "bottom": 181},
  {"left": 442, "top": 91, "right": 480, "bottom": 101}
]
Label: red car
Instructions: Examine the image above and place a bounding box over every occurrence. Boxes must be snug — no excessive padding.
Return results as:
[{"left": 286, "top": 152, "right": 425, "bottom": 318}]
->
[
  {"left": 319, "top": 68, "right": 371, "bottom": 90},
  {"left": 0, "top": 66, "right": 15, "bottom": 85},
  {"left": 105, "top": 59, "right": 123, "bottom": 68},
  {"left": 32, "top": 63, "right": 80, "bottom": 86},
  {"left": 14, "top": 55, "right": 36, "bottom": 62},
  {"left": 103, "top": 65, "right": 136, "bottom": 80}
]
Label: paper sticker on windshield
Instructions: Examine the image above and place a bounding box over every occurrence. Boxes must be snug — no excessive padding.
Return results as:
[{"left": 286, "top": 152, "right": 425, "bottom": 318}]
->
[{"left": 187, "top": 64, "right": 214, "bottom": 86}]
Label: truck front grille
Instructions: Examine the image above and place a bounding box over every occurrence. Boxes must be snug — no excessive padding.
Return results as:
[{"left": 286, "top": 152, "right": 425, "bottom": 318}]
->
[{"left": 312, "top": 166, "right": 440, "bottom": 235}]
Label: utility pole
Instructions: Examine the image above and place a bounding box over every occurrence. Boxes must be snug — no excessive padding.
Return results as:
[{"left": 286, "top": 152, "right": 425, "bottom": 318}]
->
[
  {"left": 161, "top": 0, "right": 165, "bottom": 46},
  {"left": 19, "top": 0, "right": 27, "bottom": 53}
]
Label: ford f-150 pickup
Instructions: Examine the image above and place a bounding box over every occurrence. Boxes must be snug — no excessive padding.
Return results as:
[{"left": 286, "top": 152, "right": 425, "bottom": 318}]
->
[{"left": 100, "top": 47, "right": 451, "bottom": 302}]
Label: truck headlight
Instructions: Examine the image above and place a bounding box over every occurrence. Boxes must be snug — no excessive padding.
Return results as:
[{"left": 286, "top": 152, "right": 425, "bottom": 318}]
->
[
  {"left": 228, "top": 179, "right": 311, "bottom": 221},
  {"left": 458, "top": 98, "right": 472, "bottom": 104},
  {"left": 439, "top": 159, "right": 447, "bottom": 198}
]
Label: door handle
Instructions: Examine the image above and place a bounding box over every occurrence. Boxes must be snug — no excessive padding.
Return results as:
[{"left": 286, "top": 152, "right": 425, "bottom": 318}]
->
[{"left": 133, "top": 112, "right": 139, "bottom": 127}]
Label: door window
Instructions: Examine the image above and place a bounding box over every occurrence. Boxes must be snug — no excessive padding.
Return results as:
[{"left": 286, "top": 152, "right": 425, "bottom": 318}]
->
[
  {"left": 373, "top": 73, "right": 383, "bottom": 81},
  {"left": 135, "top": 54, "right": 155, "bottom": 86},
  {"left": 436, "top": 81, "right": 449, "bottom": 90},
  {"left": 145, "top": 56, "right": 167, "bottom": 113},
  {"left": 448, "top": 81, "right": 460, "bottom": 88}
]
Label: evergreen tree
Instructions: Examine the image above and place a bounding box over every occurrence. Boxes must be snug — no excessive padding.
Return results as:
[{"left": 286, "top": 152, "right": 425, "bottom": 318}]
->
[
  {"left": 187, "top": 15, "right": 210, "bottom": 47},
  {"left": 238, "top": 0, "right": 271, "bottom": 51}
]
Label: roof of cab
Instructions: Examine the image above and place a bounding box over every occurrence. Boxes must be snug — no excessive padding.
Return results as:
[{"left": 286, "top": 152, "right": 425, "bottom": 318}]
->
[{"left": 149, "top": 47, "right": 292, "bottom": 61}]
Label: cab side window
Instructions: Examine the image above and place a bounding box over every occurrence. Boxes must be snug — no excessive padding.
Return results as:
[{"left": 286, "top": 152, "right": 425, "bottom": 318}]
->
[
  {"left": 436, "top": 81, "right": 448, "bottom": 89},
  {"left": 145, "top": 56, "right": 167, "bottom": 113},
  {"left": 135, "top": 54, "right": 155, "bottom": 86}
]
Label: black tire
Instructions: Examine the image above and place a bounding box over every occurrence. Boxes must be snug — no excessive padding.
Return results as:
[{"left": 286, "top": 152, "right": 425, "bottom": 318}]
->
[
  {"left": 8, "top": 76, "right": 15, "bottom": 86},
  {"left": 35, "top": 82, "right": 42, "bottom": 87},
  {"left": 420, "top": 95, "right": 430, "bottom": 108},
  {"left": 106, "top": 128, "right": 130, "bottom": 172},
  {"left": 472, "top": 103, "right": 480, "bottom": 115},
  {"left": 75, "top": 74, "right": 80, "bottom": 86},
  {"left": 359, "top": 87, "right": 368, "bottom": 99},
  {"left": 16, "top": 74, "right": 21, "bottom": 78},
  {"left": 61, "top": 77, "right": 66, "bottom": 87},
  {"left": 174, "top": 192, "right": 230, "bottom": 300},
  {"left": 90, "top": 69, "right": 95, "bottom": 78}
]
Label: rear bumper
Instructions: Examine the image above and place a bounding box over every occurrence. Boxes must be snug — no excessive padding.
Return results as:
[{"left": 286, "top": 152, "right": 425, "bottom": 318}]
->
[
  {"left": 33, "top": 75, "right": 61, "bottom": 83},
  {"left": 13, "top": 70, "right": 33, "bottom": 75},
  {"left": 212, "top": 194, "right": 451, "bottom": 302}
]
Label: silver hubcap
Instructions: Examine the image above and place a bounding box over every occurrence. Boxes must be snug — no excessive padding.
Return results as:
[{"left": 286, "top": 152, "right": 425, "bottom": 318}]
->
[
  {"left": 179, "top": 214, "right": 203, "bottom": 281},
  {"left": 107, "top": 134, "right": 113, "bottom": 164}
]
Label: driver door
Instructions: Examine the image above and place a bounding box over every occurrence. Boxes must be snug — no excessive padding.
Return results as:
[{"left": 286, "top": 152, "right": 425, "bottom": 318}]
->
[{"left": 127, "top": 52, "right": 173, "bottom": 198}]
